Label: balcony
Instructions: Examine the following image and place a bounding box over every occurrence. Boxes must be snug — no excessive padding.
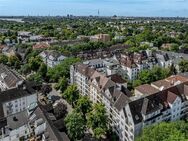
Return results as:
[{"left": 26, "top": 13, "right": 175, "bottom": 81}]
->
[
  {"left": 162, "top": 113, "right": 171, "bottom": 119},
  {"left": 145, "top": 113, "right": 162, "bottom": 122},
  {"left": 181, "top": 105, "right": 188, "bottom": 111}
]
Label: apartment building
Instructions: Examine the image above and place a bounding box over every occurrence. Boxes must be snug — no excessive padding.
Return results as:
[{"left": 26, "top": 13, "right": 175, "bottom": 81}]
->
[
  {"left": 71, "top": 62, "right": 188, "bottom": 141},
  {"left": 70, "top": 63, "right": 133, "bottom": 141},
  {"left": 29, "top": 104, "right": 70, "bottom": 141},
  {"left": 120, "top": 52, "right": 158, "bottom": 80},
  {"left": 70, "top": 63, "right": 96, "bottom": 96},
  {"left": 154, "top": 50, "right": 188, "bottom": 72},
  {"left": 90, "top": 34, "right": 111, "bottom": 42},
  {"left": 0, "top": 65, "right": 38, "bottom": 141},
  {"left": 39, "top": 50, "right": 67, "bottom": 68},
  {"left": 0, "top": 82, "right": 38, "bottom": 141},
  {"left": 119, "top": 50, "right": 188, "bottom": 81}
]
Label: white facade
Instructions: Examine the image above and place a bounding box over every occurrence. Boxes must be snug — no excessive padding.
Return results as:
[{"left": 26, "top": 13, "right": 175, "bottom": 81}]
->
[
  {"left": 0, "top": 124, "right": 30, "bottom": 141},
  {"left": 40, "top": 51, "right": 67, "bottom": 68},
  {"left": 0, "top": 89, "right": 38, "bottom": 141},
  {"left": 70, "top": 65, "right": 90, "bottom": 96},
  {"left": 2, "top": 94, "right": 37, "bottom": 117},
  {"left": 71, "top": 64, "right": 188, "bottom": 141},
  {"left": 121, "top": 61, "right": 157, "bottom": 81}
]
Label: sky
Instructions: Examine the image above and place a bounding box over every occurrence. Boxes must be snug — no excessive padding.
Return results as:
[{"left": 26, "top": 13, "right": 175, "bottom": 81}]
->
[{"left": 0, "top": 0, "right": 188, "bottom": 17}]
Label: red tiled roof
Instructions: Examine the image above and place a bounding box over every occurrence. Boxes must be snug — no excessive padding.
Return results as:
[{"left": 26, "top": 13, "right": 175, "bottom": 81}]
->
[
  {"left": 33, "top": 42, "right": 49, "bottom": 49},
  {"left": 166, "top": 75, "right": 188, "bottom": 83}
]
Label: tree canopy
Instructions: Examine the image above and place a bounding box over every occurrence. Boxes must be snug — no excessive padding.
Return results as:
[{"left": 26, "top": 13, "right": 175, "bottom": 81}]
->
[
  {"left": 133, "top": 66, "right": 172, "bottom": 87},
  {"left": 65, "top": 111, "right": 86, "bottom": 140},
  {"left": 87, "top": 103, "right": 108, "bottom": 139},
  {"left": 179, "top": 59, "right": 188, "bottom": 73},
  {"left": 136, "top": 121, "right": 188, "bottom": 141},
  {"left": 54, "top": 76, "right": 68, "bottom": 93},
  {"left": 75, "top": 96, "right": 92, "bottom": 119},
  {"left": 62, "top": 85, "right": 80, "bottom": 107},
  {"left": 47, "top": 57, "right": 80, "bottom": 82}
]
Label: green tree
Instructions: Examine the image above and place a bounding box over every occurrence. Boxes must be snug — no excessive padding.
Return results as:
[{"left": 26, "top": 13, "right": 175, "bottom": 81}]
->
[
  {"left": 75, "top": 96, "right": 92, "bottom": 119},
  {"left": 20, "top": 64, "right": 31, "bottom": 75},
  {"left": 54, "top": 76, "right": 68, "bottom": 93},
  {"left": 25, "top": 50, "right": 40, "bottom": 62},
  {"left": 27, "top": 73, "right": 43, "bottom": 84},
  {"left": 28, "top": 56, "right": 43, "bottom": 71},
  {"left": 8, "top": 55, "right": 20, "bottom": 68},
  {"left": 47, "top": 57, "right": 80, "bottom": 82},
  {"left": 138, "top": 67, "right": 172, "bottom": 85},
  {"left": 138, "top": 70, "right": 152, "bottom": 84},
  {"left": 133, "top": 80, "right": 142, "bottom": 88},
  {"left": 125, "top": 39, "right": 136, "bottom": 47},
  {"left": 0, "top": 54, "right": 8, "bottom": 64},
  {"left": 136, "top": 121, "right": 188, "bottom": 141},
  {"left": 170, "top": 43, "right": 179, "bottom": 52},
  {"left": 65, "top": 111, "right": 86, "bottom": 140},
  {"left": 179, "top": 60, "right": 188, "bottom": 73},
  {"left": 93, "top": 127, "right": 106, "bottom": 140},
  {"left": 63, "top": 85, "right": 79, "bottom": 106},
  {"left": 38, "top": 63, "right": 47, "bottom": 78},
  {"left": 87, "top": 103, "right": 108, "bottom": 138}
]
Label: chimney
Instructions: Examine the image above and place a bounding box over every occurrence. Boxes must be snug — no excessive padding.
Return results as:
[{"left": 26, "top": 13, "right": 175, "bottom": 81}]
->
[{"left": 170, "top": 78, "right": 175, "bottom": 85}]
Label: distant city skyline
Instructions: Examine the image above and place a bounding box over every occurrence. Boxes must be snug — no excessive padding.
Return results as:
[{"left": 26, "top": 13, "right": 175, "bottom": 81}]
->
[{"left": 0, "top": 0, "right": 188, "bottom": 17}]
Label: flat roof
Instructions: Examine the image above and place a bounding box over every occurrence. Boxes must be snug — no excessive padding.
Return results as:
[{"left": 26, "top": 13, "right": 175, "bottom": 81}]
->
[{"left": 7, "top": 110, "right": 29, "bottom": 130}]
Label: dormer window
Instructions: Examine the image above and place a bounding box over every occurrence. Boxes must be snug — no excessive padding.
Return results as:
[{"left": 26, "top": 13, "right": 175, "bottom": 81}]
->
[{"left": 1, "top": 73, "right": 7, "bottom": 79}]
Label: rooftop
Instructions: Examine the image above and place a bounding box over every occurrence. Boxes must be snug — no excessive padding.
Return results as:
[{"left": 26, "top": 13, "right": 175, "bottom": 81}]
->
[
  {"left": 0, "top": 64, "right": 23, "bottom": 90},
  {"left": 108, "top": 74, "right": 127, "bottom": 84},
  {"left": 130, "top": 79, "right": 188, "bottom": 124},
  {"left": 40, "top": 50, "right": 66, "bottom": 60},
  {"left": 135, "top": 84, "right": 160, "bottom": 95},
  {"left": 151, "top": 79, "right": 173, "bottom": 90},
  {"left": 7, "top": 110, "right": 29, "bottom": 130},
  {"left": 33, "top": 42, "right": 49, "bottom": 49},
  {"left": 165, "top": 75, "right": 188, "bottom": 83},
  {"left": 74, "top": 63, "right": 96, "bottom": 78},
  {"left": 31, "top": 105, "right": 70, "bottom": 141},
  {"left": 0, "top": 83, "right": 35, "bottom": 119}
]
